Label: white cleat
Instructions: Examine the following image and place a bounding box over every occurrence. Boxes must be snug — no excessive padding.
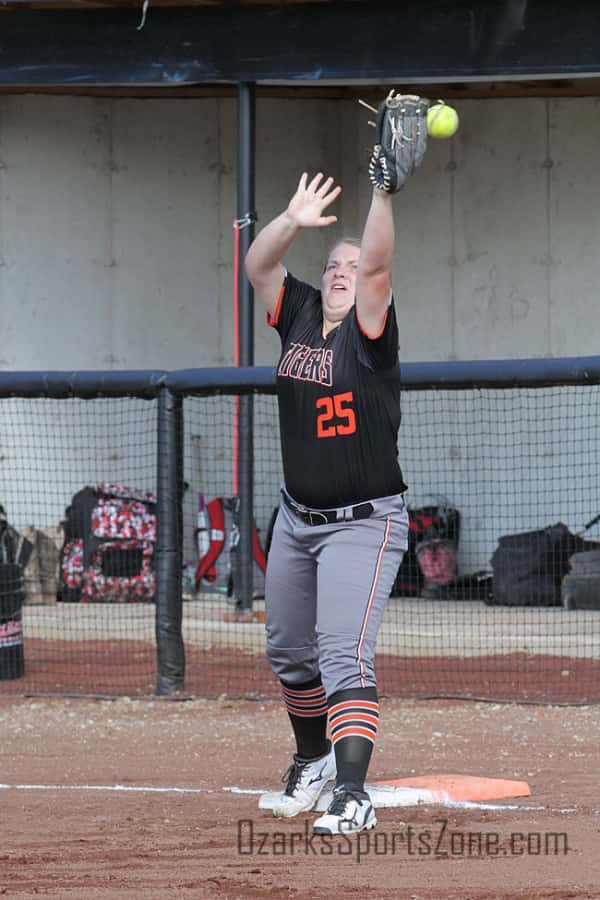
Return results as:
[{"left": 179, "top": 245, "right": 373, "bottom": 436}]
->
[
  {"left": 271, "top": 745, "right": 336, "bottom": 818},
  {"left": 313, "top": 785, "right": 377, "bottom": 835}
]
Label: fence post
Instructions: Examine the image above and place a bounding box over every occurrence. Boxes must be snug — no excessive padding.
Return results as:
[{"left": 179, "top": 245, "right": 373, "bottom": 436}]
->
[
  {"left": 235, "top": 81, "right": 256, "bottom": 613},
  {"left": 155, "top": 386, "right": 185, "bottom": 694}
]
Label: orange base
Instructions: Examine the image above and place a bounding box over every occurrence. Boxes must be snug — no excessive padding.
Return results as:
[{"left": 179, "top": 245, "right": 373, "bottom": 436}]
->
[
  {"left": 261, "top": 774, "right": 532, "bottom": 813},
  {"left": 374, "top": 774, "right": 531, "bottom": 803}
]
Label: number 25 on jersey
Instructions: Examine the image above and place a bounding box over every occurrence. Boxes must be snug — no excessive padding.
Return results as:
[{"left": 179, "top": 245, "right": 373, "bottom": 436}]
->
[{"left": 316, "top": 391, "right": 357, "bottom": 438}]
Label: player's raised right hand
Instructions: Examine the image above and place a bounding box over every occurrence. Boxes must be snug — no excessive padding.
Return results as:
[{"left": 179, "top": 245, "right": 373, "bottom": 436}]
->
[{"left": 286, "top": 172, "right": 342, "bottom": 229}]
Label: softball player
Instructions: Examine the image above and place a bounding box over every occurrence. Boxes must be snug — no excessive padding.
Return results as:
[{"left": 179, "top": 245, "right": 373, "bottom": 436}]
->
[{"left": 245, "top": 171, "right": 409, "bottom": 835}]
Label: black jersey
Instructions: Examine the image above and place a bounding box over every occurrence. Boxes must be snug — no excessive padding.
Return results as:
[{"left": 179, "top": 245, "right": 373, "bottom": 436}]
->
[{"left": 268, "top": 272, "right": 407, "bottom": 509}]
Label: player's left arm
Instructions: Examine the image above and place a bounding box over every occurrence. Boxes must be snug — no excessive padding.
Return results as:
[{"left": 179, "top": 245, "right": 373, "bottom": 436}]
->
[{"left": 355, "top": 187, "right": 394, "bottom": 339}]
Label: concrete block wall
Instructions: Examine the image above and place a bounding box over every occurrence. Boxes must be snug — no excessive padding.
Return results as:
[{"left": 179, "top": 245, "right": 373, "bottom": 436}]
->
[{"left": 0, "top": 94, "right": 599, "bottom": 568}]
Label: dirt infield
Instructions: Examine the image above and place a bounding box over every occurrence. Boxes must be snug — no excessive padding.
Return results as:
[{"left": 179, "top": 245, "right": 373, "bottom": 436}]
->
[{"left": 1, "top": 696, "right": 599, "bottom": 899}]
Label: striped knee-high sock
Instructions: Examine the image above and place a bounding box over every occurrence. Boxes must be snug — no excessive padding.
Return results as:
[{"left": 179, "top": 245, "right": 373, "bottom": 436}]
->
[
  {"left": 328, "top": 687, "right": 379, "bottom": 790},
  {"left": 281, "top": 675, "right": 330, "bottom": 761}
]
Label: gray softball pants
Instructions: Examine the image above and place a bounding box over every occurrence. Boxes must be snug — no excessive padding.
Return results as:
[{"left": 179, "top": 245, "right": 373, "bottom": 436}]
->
[{"left": 265, "top": 489, "right": 409, "bottom": 696}]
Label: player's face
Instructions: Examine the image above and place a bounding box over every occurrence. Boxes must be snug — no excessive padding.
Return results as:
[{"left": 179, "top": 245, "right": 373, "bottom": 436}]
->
[{"left": 321, "top": 243, "right": 360, "bottom": 324}]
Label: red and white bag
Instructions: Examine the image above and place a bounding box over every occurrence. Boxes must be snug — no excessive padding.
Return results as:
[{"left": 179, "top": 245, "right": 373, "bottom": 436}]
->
[{"left": 58, "top": 483, "right": 156, "bottom": 603}]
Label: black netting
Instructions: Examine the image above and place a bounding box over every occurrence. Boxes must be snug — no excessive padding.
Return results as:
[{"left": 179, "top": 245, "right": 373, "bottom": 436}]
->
[
  {"left": 0, "top": 397, "right": 157, "bottom": 695},
  {"left": 2, "top": 376, "right": 600, "bottom": 703},
  {"left": 180, "top": 385, "right": 600, "bottom": 703},
  {"left": 181, "top": 395, "right": 281, "bottom": 696}
]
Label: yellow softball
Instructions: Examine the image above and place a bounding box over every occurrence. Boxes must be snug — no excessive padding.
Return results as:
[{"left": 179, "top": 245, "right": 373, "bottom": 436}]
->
[{"left": 427, "top": 102, "right": 459, "bottom": 139}]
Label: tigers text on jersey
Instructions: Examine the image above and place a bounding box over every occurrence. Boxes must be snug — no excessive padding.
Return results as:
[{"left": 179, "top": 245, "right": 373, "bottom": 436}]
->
[{"left": 267, "top": 272, "right": 407, "bottom": 509}]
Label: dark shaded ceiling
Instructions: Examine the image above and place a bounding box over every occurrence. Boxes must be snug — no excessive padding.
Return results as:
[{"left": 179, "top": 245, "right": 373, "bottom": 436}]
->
[{"left": 0, "top": 1, "right": 599, "bottom": 94}]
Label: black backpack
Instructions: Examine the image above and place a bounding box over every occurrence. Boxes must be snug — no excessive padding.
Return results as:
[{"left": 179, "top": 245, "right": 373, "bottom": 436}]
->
[
  {"left": 561, "top": 550, "right": 600, "bottom": 609},
  {"left": 0, "top": 505, "right": 33, "bottom": 617},
  {"left": 489, "top": 522, "right": 597, "bottom": 607}
]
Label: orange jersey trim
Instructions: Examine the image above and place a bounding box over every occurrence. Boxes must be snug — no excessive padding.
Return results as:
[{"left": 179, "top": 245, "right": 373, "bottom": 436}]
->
[
  {"left": 266, "top": 281, "right": 286, "bottom": 328},
  {"left": 355, "top": 304, "right": 389, "bottom": 340}
]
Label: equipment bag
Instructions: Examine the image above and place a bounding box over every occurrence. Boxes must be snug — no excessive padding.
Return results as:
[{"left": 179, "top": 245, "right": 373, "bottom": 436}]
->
[
  {"left": 58, "top": 483, "right": 157, "bottom": 603},
  {"left": 194, "top": 496, "right": 267, "bottom": 595},
  {"left": 0, "top": 504, "right": 33, "bottom": 614},
  {"left": 0, "top": 505, "right": 33, "bottom": 571},
  {"left": 488, "top": 522, "right": 596, "bottom": 607},
  {"left": 392, "top": 502, "right": 460, "bottom": 596},
  {"left": 443, "top": 571, "right": 494, "bottom": 602},
  {"left": 0, "top": 506, "right": 32, "bottom": 680},
  {"left": 561, "top": 550, "right": 600, "bottom": 609}
]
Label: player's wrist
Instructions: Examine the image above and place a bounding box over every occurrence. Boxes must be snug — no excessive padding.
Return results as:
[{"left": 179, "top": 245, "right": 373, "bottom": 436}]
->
[
  {"left": 372, "top": 185, "right": 394, "bottom": 202},
  {"left": 282, "top": 209, "right": 304, "bottom": 231}
]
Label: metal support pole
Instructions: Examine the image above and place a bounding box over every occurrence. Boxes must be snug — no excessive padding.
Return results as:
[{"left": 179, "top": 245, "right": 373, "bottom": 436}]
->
[
  {"left": 155, "top": 386, "right": 185, "bottom": 693},
  {"left": 235, "top": 81, "right": 256, "bottom": 612}
]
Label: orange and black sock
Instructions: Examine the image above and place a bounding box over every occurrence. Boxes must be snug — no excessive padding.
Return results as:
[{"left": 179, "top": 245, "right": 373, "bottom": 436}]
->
[
  {"left": 281, "top": 675, "right": 329, "bottom": 761},
  {"left": 328, "top": 686, "right": 379, "bottom": 791}
]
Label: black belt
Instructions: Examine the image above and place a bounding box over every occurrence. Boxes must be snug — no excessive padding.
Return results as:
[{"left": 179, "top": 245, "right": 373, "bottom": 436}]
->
[{"left": 282, "top": 491, "right": 374, "bottom": 526}]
